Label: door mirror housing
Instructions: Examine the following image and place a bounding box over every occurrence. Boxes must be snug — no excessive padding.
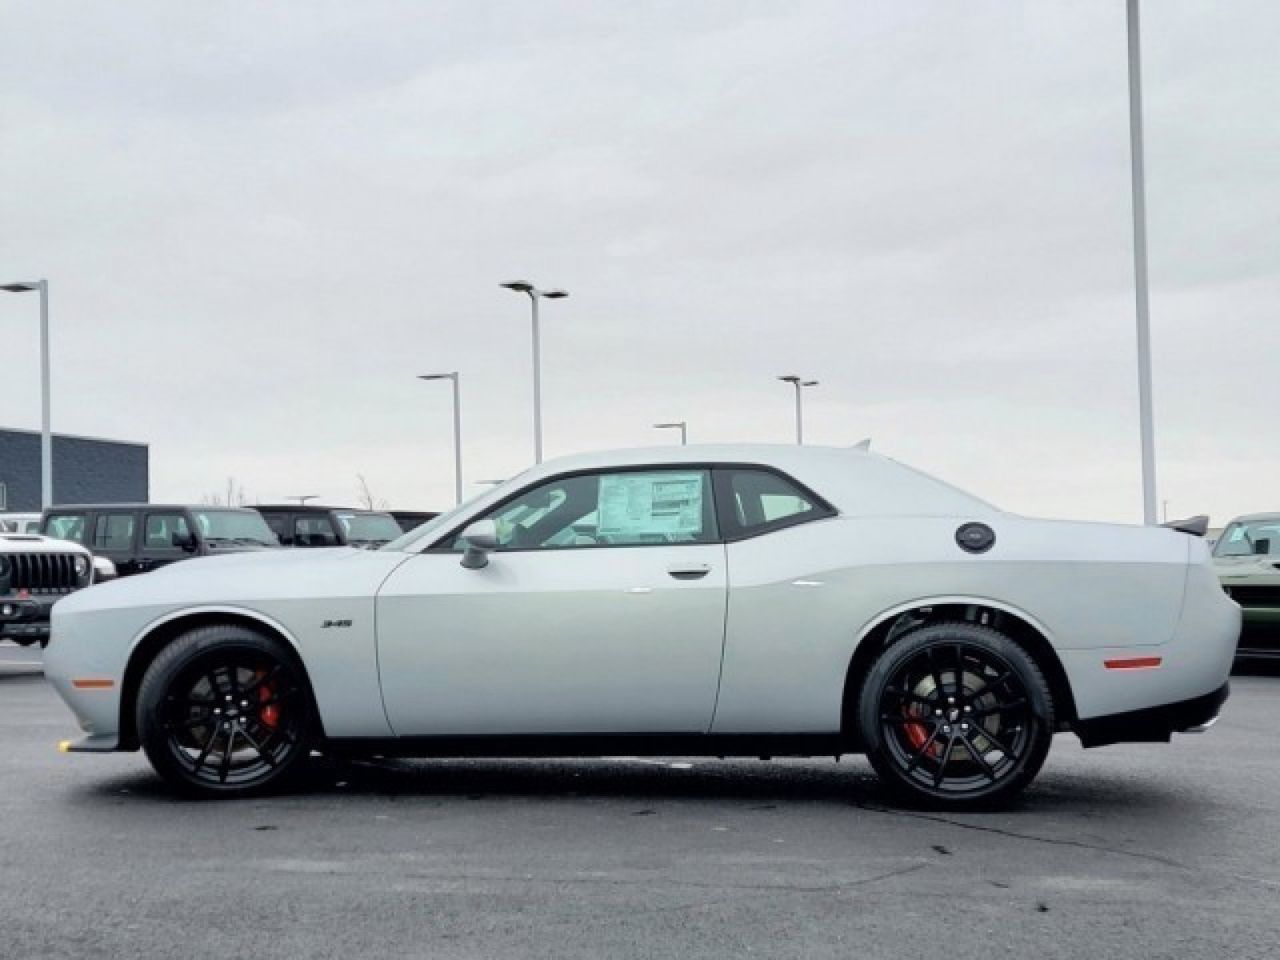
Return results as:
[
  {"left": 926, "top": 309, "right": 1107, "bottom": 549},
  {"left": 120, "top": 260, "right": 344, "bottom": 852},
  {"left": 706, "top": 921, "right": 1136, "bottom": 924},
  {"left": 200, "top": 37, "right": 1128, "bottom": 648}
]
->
[
  {"left": 459, "top": 519, "right": 498, "bottom": 569},
  {"left": 171, "top": 530, "right": 198, "bottom": 553}
]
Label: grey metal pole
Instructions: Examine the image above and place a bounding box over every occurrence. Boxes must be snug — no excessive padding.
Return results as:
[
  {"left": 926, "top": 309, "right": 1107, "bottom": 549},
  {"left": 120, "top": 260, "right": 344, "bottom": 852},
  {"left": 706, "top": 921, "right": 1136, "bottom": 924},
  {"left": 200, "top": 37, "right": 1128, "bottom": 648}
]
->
[
  {"left": 38, "top": 279, "right": 51, "bottom": 509},
  {"left": 793, "top": 382, "right": 803, "bottom": 445},
  {"left": 1127, "top": 0, "right": 1158, "bottom": 525},
  {"left": 450, "top": 373, "right": 462, "bottom": 505},
  {"left": 530, "top": 293, "right": 542, "bottom": 464},
  {"left": 679, "top": 422, "right": 687, "bottom": 446}
]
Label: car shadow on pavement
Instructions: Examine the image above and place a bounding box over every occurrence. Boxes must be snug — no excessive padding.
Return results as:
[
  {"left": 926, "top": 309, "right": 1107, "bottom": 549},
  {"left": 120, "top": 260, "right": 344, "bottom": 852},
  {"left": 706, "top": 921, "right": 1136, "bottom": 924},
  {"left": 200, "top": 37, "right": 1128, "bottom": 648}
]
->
[{"left": 77, "top": 752, "right": 1190, "bottom": 819}]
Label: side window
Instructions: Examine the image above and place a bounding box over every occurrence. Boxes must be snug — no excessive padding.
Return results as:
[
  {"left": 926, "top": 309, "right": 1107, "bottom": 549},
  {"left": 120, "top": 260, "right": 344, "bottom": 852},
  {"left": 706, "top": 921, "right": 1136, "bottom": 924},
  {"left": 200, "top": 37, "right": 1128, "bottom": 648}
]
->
[
  {"left": 714, "top": 467, "right": 833, "bottom": 539},
  {"left": 45, "top": 513, "right": 88, "bottom": 544},
  {"left": 455, "top": 469, "right": 715, "bottom": 551},
  {"left": 144, "top": 513, "right": 190, "bottom": 549},
  {"left": 294, "top": 515, "right": 338, "bottom": 547},
  {"left": 261, "top": 513, "right": 291, "bottom": 543},
  {"left": 93, "top": 513, "right": 136, "bottom": 551}
]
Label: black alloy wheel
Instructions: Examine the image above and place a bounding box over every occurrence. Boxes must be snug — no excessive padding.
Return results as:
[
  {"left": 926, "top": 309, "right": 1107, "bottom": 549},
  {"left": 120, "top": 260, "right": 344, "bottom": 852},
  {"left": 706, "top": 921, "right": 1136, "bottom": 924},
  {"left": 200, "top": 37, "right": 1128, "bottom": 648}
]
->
[
  {"left": 858, "top": 622, "right": 1055, "bottom": 809},
  {"left": 136, "top": 626, "right": 313, "bottom": 797}
]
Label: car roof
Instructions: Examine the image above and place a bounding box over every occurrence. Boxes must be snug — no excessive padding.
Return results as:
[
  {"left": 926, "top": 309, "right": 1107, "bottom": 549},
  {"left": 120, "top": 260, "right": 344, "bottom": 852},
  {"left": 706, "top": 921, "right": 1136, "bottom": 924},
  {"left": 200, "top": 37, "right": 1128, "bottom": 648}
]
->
[
  {"left": 1226, "top": 512, "right": 1280, "bottom": 524},
  {"left": 456, "top": 443, "right": 997, "bottom": 522},
  {"left": 44, "top": 504, "right": 260, "bottom": 512},
  {"left": 252, "top": 505, "right": 388, "bottom": 514}
]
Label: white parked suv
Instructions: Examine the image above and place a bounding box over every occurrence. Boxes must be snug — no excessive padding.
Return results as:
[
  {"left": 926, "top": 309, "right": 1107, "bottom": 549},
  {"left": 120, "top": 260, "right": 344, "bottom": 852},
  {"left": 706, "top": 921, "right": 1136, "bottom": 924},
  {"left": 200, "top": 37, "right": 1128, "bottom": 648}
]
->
[{"left": 0, "top": 533, "right": 99, "bottom": 646}]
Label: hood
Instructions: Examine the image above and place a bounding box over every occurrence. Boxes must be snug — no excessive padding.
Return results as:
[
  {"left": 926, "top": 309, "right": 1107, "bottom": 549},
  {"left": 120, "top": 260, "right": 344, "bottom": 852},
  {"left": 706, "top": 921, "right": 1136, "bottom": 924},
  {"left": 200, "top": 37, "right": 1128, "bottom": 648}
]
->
[
  {"left": 57, "top": 544, "right": 412, "bottom": 615},
  {"left": 0, "top": 533, "right": 91, "bottom": 556},
  {"left": 1214, "top": 554, "right": 1280, "bottom": 580}
]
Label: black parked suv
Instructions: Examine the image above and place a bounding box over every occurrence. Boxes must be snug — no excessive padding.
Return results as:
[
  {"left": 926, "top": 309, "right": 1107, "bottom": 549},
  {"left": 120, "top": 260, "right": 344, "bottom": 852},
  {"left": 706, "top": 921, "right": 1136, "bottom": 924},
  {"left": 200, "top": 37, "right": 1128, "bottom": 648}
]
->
[
  {"left": 40, "top": 504, "right": 280, "bottom": 577},
  {"left": 252, "top": 505, "right": 403, "bottom": 549}
]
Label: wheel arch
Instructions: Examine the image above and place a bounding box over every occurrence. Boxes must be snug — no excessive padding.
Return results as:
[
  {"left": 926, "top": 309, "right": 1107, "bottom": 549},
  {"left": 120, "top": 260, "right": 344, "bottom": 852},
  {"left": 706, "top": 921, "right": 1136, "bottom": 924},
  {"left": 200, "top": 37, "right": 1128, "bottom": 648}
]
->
[
  {"left": 118, "top": 606, "right": 314, "bottom": 751},
  {"left": 840, "top": 597, "right": 1078, "bottom": 745}
]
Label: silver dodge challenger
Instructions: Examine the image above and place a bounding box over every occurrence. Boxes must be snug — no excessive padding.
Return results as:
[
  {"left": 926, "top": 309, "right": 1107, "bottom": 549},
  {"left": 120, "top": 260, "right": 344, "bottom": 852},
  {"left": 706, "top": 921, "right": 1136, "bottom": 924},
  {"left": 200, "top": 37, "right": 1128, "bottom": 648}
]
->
[{"left": 44, "top": 444, "right": 1239, "bottom": 808}]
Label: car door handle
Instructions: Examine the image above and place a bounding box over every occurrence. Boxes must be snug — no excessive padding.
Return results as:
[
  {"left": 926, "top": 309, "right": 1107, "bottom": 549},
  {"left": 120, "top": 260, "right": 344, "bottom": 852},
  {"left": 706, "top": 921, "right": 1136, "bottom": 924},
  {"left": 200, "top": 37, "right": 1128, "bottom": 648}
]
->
[{"left": 667, "top": 563, "right": 711, "bottom": 580}]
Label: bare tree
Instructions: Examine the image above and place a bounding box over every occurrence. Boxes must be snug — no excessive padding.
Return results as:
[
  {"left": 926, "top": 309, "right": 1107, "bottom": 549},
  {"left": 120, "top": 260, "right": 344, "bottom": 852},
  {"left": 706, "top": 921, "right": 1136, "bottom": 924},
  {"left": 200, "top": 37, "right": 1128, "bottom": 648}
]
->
[
  {"left": 356, "top": 474, "right": 389, "bottom": 511},
  {"left": 201, "top": 477, "right": 248, "bottom": 506}
]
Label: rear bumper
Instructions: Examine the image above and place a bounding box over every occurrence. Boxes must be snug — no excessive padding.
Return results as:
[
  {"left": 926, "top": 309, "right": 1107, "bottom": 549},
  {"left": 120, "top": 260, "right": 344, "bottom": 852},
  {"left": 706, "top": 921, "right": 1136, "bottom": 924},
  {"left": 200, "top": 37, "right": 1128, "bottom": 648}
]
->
[{"left": 1075, "top": 682, "right": 1229, "bottom": 748}]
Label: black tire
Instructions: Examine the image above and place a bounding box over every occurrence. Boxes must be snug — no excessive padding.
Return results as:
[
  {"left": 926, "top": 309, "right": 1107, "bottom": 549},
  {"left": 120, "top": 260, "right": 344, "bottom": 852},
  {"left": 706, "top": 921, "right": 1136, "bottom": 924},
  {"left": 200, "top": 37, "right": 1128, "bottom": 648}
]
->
[
  {"left": 857, "top": 621, "right": 1055, "bottom": 810},
  {"left": 136, "top": 624, "right": 315, "bottom": 798}
]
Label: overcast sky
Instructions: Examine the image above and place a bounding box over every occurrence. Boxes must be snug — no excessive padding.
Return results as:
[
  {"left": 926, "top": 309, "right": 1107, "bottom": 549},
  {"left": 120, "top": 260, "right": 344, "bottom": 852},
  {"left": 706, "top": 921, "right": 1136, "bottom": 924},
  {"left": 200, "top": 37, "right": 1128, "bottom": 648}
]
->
[{"left": 1, "top": 1, "right": 1276, "bottom": 523}]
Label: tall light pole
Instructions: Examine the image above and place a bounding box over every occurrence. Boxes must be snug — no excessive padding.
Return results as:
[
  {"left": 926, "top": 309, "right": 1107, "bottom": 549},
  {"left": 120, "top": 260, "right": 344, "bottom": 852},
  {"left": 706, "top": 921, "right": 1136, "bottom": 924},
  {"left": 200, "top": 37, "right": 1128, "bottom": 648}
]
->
[
  {"left": 501, "top": 281, "right": 568, "bottom": 464},
  {"left": 777, "top": 375, "right": 818, "bottom": 445},
  {"left": 419, "top": 372, "right": 462, "bottom": 505},
  {"left": 654, "top": 421, "right": 688, "bottom": 445},
  {"left": 2, "top": 279, "right": 51, "bottom": 509},
  {"left": 1127, "top": 0, "right": 1158, "bottom": 525}
]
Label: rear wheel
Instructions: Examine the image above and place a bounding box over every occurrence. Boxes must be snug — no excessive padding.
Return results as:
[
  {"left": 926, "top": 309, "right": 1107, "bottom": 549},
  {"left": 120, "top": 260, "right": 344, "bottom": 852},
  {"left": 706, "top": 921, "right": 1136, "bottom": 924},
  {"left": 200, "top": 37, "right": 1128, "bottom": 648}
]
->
[
  {"left": 857, "top": 622, "right": 1054, "bottom": 809},
  {"left": 136, "top": 625, "right": 313, "bottom": 797}
]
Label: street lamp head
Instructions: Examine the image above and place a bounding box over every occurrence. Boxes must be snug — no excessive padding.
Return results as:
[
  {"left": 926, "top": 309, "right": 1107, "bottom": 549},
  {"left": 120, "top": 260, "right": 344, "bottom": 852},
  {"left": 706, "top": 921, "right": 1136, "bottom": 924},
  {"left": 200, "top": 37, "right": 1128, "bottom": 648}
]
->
[
  {"left": 802, "top": 380, "right": 819, "bottom": 388},
  {"left": 1, "top": 282, "right": 41, "bottom": 293},
  {"left": 418, "top": 372, "right": 457, "bottom": 381},
  {"left": 653, "top": 422, "right": 685, "bottom": 429},
  {"left": 501, "top": 281, "right": 535, "bottom": 294},
  {"left": 778, "top": 375, "right": 801, "bottom": 384},
  {"left": 540, "top": 289, "right": 569, "bottom": 299}
]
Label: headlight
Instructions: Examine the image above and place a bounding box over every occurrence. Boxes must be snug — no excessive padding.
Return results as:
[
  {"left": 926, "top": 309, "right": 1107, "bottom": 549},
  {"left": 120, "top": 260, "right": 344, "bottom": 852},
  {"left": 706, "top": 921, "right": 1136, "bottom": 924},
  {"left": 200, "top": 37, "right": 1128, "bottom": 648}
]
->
[{"left": 74, "top": 554, "right": 90, "bottom": 578}]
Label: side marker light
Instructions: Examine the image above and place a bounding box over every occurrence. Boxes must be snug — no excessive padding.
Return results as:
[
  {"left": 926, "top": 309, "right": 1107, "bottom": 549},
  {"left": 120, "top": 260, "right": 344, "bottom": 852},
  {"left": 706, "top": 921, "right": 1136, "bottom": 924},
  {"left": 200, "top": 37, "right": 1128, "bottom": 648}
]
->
[{"left": 1103, "top": 656, "right": 1163, "bottom": 670}]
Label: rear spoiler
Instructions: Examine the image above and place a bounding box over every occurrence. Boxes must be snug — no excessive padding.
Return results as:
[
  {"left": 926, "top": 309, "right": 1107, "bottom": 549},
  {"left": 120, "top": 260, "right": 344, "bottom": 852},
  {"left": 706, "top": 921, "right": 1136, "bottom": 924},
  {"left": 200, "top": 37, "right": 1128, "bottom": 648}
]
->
[{"left": 1162, "top": 515, "right": 1209, "bottom": 537}]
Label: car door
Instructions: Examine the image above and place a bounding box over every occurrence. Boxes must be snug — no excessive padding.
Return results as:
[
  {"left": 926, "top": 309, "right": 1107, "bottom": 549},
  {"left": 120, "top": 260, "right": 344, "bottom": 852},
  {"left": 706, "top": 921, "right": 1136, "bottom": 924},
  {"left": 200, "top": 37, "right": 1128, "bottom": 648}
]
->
[
  {"left": 376, "top": 467, "right": 728, "bottom": 736},
  {"left": 90, "top": 510, "right": 141, "bottom": 576},
  {"left": 138, "top": 510, "right": 193, "bottom": 572}
]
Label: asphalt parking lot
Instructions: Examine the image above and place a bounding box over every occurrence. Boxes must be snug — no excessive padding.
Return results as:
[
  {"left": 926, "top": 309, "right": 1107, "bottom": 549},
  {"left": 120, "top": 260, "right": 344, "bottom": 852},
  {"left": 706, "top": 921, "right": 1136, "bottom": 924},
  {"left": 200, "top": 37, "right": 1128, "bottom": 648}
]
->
[{"left": 2, "top": 642, "right": 1277, "bottom": 960}]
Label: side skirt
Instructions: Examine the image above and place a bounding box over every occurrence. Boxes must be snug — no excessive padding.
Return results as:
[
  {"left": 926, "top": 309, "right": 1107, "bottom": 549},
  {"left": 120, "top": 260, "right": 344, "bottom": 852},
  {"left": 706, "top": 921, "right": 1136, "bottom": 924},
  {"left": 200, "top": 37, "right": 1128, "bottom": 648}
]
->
[{"left": 324, "top": 732, "right": 851, "bottom": 760}]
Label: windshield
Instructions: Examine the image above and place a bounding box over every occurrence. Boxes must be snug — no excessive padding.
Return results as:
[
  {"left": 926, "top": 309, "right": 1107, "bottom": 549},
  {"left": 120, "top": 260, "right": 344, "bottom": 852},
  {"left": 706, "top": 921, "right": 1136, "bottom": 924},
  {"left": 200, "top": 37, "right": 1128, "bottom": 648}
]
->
[
  {"left": 335, "top": 512, "right": 402, "bottom": 543},
  {"left": 192, "top": 510, "right": 279, "bottom": 546},
  {"left": 382, "top": 483, "right": 515, "bottom": 552},
  {"left": 1213, "top": 520, "right": 1280, "bottom": 558}
]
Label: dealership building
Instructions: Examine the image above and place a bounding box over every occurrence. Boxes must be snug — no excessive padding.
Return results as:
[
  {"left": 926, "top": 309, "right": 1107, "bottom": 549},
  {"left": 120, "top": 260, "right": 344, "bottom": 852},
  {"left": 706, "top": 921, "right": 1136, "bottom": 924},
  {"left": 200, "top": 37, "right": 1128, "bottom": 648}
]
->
[{"left": 0, "top": 427, "right": 148, "bottom": 512}]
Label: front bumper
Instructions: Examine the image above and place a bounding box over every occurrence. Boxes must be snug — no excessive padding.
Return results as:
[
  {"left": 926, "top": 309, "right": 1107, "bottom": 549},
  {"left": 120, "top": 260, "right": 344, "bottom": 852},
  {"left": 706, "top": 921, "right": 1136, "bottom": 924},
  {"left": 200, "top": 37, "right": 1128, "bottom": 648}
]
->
[
  {"left": 1075, "top": 682, "right": 1229, "bottom": 748},
  {"left": 0, "top": 595, "right": 57, "bottom": 642}
]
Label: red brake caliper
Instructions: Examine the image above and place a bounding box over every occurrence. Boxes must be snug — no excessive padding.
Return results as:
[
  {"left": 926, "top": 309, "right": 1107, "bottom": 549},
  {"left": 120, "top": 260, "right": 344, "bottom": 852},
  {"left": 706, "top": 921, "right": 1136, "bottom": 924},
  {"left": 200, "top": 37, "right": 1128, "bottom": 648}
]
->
[
  {"left": 902, "top": 705, "right": 931, "bottom": 752},
  {"left": 254, "top": 669, "right": 280, "bottom": 730}
]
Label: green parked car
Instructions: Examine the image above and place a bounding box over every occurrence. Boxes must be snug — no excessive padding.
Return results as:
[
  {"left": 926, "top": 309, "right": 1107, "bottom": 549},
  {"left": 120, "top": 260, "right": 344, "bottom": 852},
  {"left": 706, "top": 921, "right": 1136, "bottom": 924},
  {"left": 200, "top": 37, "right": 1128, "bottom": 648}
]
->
[{"left": 1213, "top": 513, "right": 1280, "bottom": 663}]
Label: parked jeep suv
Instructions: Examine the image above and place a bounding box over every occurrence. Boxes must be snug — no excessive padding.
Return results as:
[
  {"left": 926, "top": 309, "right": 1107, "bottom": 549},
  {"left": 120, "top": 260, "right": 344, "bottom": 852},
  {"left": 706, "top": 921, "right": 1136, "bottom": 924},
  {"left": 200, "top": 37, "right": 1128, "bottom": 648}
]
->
[
  {"left": 1, "top": 533, "right": 96, "bottom": 646},
  {"left": 252, "top": 505, "right": 403, "bottom": 548},
  {"left": 40, "top": 504, "right": 279, "bottom": 578}
]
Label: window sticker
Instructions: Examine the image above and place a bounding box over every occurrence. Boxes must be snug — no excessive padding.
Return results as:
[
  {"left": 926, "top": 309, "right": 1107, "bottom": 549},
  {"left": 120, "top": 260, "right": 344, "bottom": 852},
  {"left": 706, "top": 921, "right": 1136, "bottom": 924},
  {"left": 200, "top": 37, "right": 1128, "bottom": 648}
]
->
[{"left": 597, "top": 472, "right": 703, "bottom": 538}]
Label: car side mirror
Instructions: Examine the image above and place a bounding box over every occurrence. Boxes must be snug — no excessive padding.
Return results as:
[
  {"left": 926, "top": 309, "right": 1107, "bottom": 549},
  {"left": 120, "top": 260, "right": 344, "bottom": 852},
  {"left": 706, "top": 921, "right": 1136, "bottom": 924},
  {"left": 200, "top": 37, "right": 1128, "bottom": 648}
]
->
[
  {"left": 171, "top": 530, "right": 198, "bottom": 553},
  {"left": 459, "top": 519, "right": 498, "bottom": 570},
  {"left": 1254, "top": 538, "right": 1271, "bottom": 556}
]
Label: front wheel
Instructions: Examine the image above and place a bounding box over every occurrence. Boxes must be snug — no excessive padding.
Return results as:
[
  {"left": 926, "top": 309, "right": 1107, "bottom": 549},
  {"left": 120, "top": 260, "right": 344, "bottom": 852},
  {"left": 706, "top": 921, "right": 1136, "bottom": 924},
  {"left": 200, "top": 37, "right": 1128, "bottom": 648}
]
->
[
  {"left": 857, "top": 622, "right": 1055, "bottom": 809},
  {"left": 136, "top": 625, "right": 314, "bottom": 797}
]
